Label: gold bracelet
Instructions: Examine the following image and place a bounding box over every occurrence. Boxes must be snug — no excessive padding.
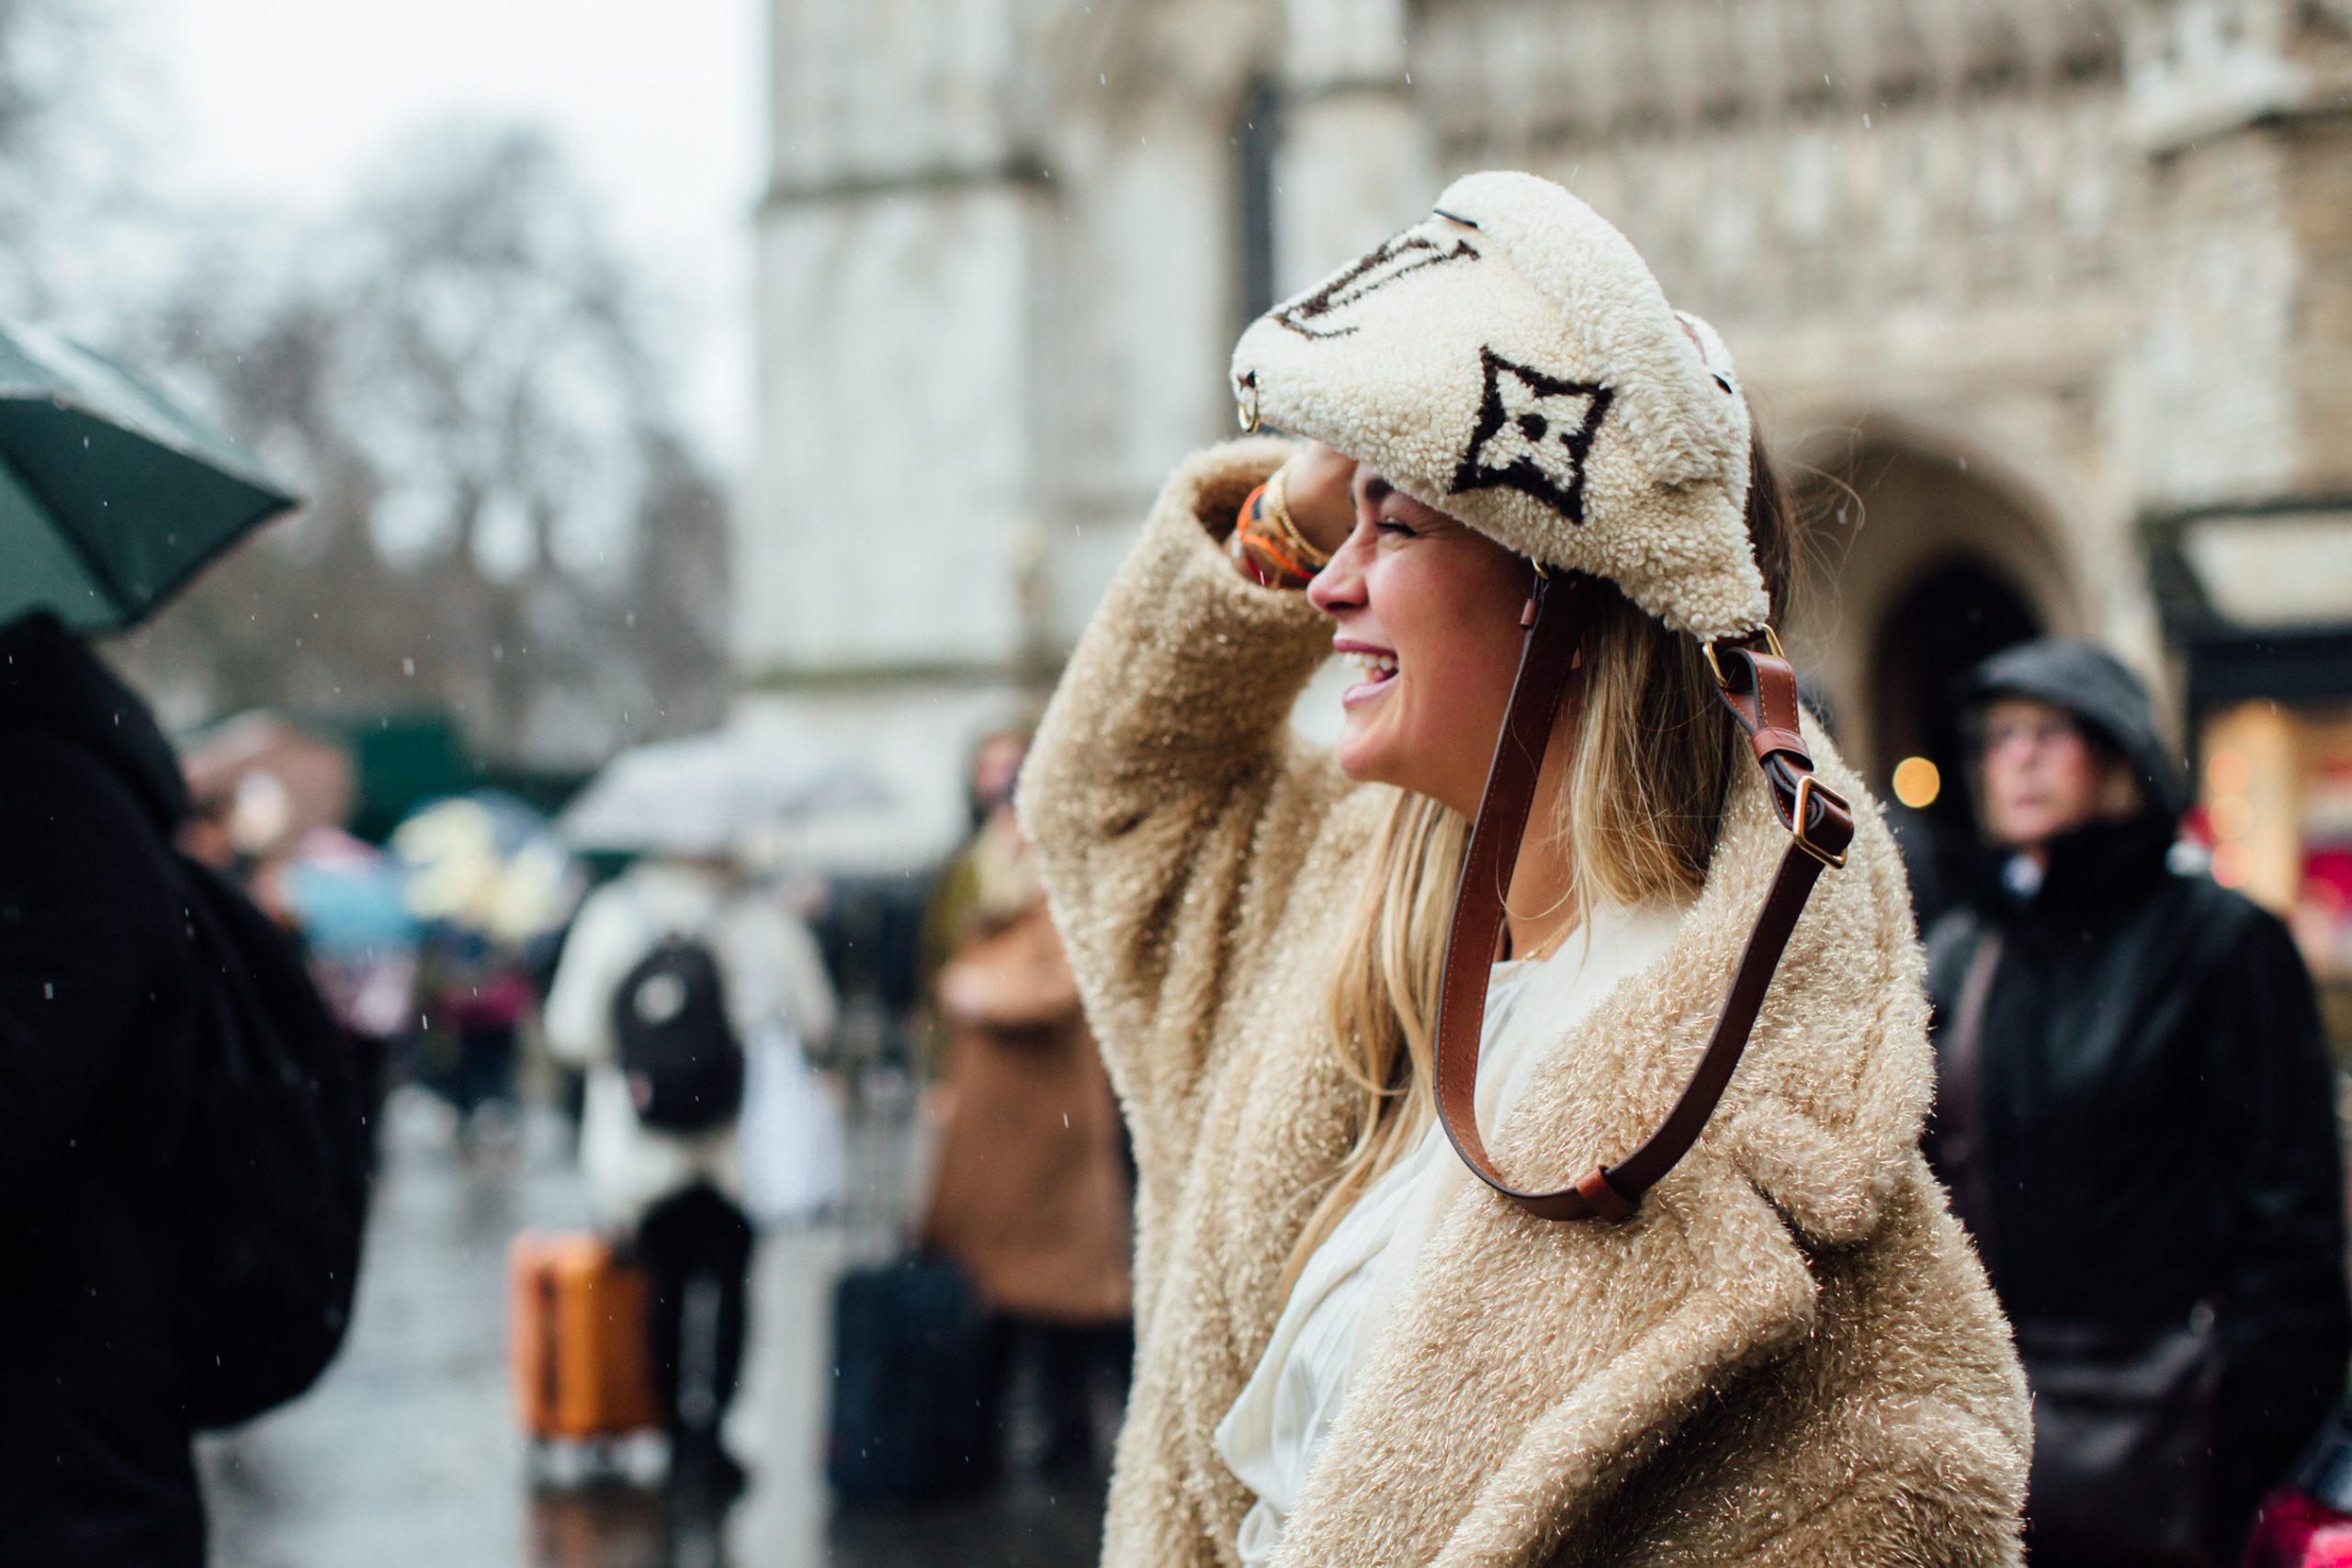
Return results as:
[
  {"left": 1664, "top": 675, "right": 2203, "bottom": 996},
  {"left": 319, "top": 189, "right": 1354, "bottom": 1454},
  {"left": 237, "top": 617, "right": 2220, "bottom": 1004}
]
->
[{"left": 1261, "top": 466, "right": 1331, "bottom": 571}]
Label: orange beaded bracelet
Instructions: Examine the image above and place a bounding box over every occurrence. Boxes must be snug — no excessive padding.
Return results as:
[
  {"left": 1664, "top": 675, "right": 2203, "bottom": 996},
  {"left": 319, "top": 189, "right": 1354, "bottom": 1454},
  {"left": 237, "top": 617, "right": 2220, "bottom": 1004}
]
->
[{"left": 1230, "top": 480, "right": 1318, "bottom": 591}]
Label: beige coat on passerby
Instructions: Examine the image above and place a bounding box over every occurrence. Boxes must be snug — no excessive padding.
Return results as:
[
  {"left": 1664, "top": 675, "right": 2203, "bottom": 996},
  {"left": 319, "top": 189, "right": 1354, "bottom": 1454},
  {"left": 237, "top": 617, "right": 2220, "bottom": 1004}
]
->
[
  {"left": 922, "top": 820, "right": 1133, "bottom": 1325},
  {"left": 1020, "top": 441, "right": 2030, "bottom": 1568}
]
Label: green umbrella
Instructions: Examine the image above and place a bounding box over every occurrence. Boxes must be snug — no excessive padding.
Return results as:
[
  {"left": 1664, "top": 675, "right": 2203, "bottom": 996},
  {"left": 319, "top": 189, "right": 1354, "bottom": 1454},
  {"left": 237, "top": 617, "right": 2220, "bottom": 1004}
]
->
[{"left": 0, "top": 320, "right": 298, "bottom": 632}]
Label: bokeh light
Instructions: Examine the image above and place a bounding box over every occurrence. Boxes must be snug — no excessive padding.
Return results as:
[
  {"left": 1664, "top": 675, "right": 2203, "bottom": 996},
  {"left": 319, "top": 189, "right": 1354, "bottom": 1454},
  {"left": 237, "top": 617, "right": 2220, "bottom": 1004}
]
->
[
  {"left": 1891, "top": 756, "right": 1941, "bottom": 809},
  {"left": 2207, "top": 750, "right": 2254, "bottom": 795}
]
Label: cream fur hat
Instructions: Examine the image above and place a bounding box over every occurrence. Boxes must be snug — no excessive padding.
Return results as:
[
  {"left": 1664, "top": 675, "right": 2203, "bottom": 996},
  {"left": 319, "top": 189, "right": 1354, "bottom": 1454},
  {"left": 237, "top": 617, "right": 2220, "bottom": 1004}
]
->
[{"left": 1230, "top": 171, "right": 1767, "bottom": 640}]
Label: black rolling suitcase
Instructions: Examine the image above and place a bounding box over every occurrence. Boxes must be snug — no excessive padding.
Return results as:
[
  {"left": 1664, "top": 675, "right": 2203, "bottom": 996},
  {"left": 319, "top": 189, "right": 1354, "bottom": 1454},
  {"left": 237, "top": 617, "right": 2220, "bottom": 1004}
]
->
[{"left": 826, "top": 1253, "right": 993, "bottom": 1500}]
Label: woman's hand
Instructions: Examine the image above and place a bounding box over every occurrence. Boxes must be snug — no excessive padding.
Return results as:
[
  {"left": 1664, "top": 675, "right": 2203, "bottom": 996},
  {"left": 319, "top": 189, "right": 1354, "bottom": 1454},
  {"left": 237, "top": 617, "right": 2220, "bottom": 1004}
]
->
[{"left": 1282, "top": 442, "right": 1357, "bottom": 559}]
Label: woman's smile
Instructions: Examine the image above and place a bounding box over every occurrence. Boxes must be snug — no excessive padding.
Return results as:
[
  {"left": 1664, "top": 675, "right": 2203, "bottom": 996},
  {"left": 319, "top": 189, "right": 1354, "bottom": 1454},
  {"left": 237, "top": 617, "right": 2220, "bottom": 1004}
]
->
[
  {"left": 1333, "top": 638, "right": 1398, "bottom": 706},
  {"left": 1306, "top": 468, "right": 1536, "bottom": 815}
]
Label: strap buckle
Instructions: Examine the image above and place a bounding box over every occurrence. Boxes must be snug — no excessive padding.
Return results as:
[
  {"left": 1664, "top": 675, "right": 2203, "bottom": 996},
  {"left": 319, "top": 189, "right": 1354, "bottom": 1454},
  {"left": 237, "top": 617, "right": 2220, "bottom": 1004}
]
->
[
  {"left": 1702, "top": 624, "right": 1784, "bottom": 686},
  {"left": 1791, "top": 773, "right": 1849, "bottom": 869}
]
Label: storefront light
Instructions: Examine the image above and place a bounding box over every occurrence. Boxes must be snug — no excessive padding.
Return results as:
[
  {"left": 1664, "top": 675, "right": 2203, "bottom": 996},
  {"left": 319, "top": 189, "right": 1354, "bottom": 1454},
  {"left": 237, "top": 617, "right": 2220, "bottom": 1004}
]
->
[
  {"left": 2207, "top": 750, "right": 2254, "bottom": 795},
  {"left": 2211, "top": 794, "right": 2256, "bottom": 842}
]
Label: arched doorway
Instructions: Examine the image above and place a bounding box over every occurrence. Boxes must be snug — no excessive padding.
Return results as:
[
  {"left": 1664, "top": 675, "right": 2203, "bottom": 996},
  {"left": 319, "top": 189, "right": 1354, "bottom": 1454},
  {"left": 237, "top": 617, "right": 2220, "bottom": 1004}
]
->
[
  {"left": 1781, "top": 428, "right": 2081, "bottom": 776},
  {"left": 1779, "top": 427, "right": 2083, "bottom": 919},
  {"left": 1868, "top": 557, "right": 2043, "bottom": 840}
]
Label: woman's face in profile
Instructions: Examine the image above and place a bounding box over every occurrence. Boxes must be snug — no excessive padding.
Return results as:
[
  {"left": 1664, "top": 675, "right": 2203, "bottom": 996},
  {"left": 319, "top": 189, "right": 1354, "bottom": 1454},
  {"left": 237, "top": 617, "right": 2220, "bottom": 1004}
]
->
[{"left": 1306, "top": 466, "right": 1538, "bottom": 816}]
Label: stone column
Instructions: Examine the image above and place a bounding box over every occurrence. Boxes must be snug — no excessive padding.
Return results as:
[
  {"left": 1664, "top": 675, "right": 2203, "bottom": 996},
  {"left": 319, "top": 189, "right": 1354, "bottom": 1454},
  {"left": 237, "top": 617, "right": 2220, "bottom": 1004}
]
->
[
  {"left": 735, "top": 0, "right": 1046, "bottom": 867},
  {"left": 1272, "top": 0, "right": 1429, "bottom": 291},
  {"left": 2126, "top": 0, "right": 2352, "bottom": 526},
  {"left": 741, "top": 0, "right": 1044, "bottom": 685}
]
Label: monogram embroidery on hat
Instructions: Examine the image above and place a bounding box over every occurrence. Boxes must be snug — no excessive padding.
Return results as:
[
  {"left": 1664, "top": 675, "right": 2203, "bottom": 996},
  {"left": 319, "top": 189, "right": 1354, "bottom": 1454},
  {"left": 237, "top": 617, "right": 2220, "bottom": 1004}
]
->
[
  {"left": 1275, "top": 231, "right": 1481, "bottom": 340},
  {"left": 1450, "top": 347, "right": 1615, "bottom": 525}
]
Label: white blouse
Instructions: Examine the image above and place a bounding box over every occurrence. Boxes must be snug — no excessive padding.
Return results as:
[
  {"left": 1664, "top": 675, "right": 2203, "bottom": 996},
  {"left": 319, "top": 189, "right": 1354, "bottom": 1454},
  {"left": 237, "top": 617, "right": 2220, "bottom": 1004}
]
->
[{"left": 1213, "top": 898, "right": 1690, "bottom": 1565}]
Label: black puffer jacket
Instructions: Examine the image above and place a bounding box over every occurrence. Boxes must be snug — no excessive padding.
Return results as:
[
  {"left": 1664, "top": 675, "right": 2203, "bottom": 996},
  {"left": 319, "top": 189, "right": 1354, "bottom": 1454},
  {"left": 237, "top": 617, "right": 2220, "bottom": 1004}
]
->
[
  {"left": 1924, "top": 640, "right": 2350, "bottom": 1554},
  {"left": 0, "top": 613, "right": 209, "bottom": 1567}
]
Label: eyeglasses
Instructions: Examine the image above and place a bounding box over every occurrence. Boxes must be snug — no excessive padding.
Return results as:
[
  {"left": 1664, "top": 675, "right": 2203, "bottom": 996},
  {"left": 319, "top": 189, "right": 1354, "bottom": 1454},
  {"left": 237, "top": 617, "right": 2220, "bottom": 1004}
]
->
[{"left": 1975, "top": 715, "right": 2083, "bottom": 757}]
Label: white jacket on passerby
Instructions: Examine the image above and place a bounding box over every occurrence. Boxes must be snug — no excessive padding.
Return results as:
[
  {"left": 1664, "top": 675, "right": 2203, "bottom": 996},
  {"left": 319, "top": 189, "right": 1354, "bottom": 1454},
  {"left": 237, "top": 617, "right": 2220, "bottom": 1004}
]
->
[{"left": 544, "top": 859, "right": 837, "bottom": 1230}]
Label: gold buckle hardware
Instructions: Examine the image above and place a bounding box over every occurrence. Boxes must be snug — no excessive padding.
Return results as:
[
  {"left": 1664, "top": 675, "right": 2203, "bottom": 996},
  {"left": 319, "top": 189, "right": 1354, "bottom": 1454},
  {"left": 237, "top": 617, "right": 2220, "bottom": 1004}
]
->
[
  {"left": 1791, "top": 773, "right": 1849, "bottom": 869},
  {"left": 1236, "top": 373, "right": 1261, "bottom": 434},
  {"left": 1703, "top": 624, "right": 1784, "bottom": 686}
]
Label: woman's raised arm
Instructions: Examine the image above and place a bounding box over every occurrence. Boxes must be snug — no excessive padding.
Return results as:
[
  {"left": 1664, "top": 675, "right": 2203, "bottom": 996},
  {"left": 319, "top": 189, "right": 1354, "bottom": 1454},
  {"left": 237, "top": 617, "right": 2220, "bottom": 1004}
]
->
[{"left": 1019, "top": 438, "right": 1349, "bottom": 1142}]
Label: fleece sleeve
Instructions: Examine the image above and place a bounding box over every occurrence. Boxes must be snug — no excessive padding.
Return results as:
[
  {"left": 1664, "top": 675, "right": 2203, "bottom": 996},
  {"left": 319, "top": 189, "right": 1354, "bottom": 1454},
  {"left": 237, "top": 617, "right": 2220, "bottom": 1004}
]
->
[{"left": 1019, "top": 439, "right": 1347, "bottom": 1145}]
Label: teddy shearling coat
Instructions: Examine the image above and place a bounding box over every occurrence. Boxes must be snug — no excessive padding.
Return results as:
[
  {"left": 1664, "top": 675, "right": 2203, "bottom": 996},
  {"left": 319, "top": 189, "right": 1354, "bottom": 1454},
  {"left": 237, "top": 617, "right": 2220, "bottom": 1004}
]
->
[{"left": 1020, "top": 441, "right": 2031, "bottom": 1568}]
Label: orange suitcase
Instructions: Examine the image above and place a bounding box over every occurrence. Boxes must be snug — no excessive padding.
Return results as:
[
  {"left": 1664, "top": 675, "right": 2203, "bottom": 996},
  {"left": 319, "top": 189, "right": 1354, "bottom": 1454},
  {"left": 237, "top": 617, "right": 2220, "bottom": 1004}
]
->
[{"left": 507, "top": 1231, "right": 663, "bottom": 1443}]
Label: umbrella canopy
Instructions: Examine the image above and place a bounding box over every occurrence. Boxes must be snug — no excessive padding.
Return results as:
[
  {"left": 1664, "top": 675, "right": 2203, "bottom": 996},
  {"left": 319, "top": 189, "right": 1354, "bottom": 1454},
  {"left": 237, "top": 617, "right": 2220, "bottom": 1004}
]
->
[
  {"left": 0, "top": 320, "right": 298, "bottom": 633},
  {"left": 390, "top": 792, "right": 583, "bottom": 946},
  {"left": 279, "top": 828, "right": 420, "bottom": 960},
  {"left": 182, "top": 711, "right": 356, "bottom": 858},
  {"left": 560, "top": 726, "right": 890, "bottom": 860}
]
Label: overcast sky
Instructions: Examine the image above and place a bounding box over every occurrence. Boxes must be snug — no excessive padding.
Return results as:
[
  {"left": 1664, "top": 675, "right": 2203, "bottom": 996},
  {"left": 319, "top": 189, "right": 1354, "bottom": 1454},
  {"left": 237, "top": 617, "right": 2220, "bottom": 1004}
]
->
[{"left": 141, "top": 0, "right": 764, "bottom": 470}]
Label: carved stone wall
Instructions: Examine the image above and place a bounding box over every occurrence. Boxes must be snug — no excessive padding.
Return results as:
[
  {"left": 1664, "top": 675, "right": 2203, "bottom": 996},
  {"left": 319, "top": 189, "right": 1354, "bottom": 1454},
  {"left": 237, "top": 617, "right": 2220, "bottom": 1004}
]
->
[
  {"left": 743, "top": 0, "right": 2352, "bottom": 801},
  {"left": 1414, "top": 0, "right": 2130, "bottom": 325}
]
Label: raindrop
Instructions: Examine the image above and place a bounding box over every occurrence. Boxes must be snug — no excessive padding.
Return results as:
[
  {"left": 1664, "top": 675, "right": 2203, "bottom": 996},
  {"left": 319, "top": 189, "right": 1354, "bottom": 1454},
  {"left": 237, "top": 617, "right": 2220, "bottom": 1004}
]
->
[
  {"left": 1862, "top": 114, "right": 1871, "bottom": 129},
  {"left": 43, "top": 981, "right": 54, "bottom": 999},
  {"left": 402, "top": 657, "right": 416, "bottom": 676}
]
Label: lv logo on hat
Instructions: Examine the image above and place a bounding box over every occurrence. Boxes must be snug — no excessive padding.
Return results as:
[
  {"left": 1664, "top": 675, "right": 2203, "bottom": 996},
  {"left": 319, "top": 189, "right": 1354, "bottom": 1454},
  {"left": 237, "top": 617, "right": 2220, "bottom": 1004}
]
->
[
  {"left": 1275, "top": 230, "right": 1483, "bottom": 341},
  {"left": 1451, "top": 348, "right": 1615, "bottom": 526}
]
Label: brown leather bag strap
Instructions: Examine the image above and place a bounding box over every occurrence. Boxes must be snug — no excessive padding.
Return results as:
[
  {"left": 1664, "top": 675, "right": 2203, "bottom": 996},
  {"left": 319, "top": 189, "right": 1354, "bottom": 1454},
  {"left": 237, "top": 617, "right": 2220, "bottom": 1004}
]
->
[
  {"left": 1934, "top": 930, "right": 2006, "bottom": 1247},
  {"left": 1431, "top": 573, "right": 1856, "bottom": 1223}
]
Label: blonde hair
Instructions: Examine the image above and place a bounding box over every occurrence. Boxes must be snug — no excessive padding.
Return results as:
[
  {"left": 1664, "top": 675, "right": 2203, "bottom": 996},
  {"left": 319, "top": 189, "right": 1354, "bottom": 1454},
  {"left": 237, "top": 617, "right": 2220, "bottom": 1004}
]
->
[{"left": 1280, "top": 444, "right": 1799, "bottom": 1295}]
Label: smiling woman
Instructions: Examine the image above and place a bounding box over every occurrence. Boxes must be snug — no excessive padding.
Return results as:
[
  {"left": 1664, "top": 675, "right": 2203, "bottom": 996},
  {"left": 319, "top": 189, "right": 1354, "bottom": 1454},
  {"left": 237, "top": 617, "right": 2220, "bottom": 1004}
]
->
[{"left": 1020, "top": 172, "right": 2030, "bottom": 1568}]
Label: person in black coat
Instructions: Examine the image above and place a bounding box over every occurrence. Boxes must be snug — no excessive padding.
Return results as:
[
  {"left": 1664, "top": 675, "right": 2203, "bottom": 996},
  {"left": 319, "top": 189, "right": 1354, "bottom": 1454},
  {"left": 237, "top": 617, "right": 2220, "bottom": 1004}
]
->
[
  {"left": 0, "top": 612, "right": 210, "bottom": 1567},
  {"left": 1924, "top": 638, "right": 2351, "bottom": 1567}
]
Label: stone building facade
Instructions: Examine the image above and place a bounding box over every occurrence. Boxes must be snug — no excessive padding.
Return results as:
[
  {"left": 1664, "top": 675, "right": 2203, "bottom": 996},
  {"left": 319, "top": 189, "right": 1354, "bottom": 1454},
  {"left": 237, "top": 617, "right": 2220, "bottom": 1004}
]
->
[{"left": 744, "top": 0, "right": 2352, "bottom": 943}]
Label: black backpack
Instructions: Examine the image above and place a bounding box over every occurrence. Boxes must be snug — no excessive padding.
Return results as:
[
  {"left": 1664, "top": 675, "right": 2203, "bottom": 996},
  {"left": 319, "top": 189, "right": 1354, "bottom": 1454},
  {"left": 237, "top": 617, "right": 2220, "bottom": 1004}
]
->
[
  {"left": 172, "top": 855, "right": 373, "bottom": 1429},
  {"left": 611, "top": 934, "right": 745, "bottom": 1134}
]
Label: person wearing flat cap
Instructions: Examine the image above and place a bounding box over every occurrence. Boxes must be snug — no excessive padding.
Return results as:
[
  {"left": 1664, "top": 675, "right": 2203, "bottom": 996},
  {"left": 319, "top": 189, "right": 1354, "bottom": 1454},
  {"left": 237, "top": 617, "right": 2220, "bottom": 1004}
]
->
[{"left": 1020, "top": 171, "right": 2030, "bottom": 1567}]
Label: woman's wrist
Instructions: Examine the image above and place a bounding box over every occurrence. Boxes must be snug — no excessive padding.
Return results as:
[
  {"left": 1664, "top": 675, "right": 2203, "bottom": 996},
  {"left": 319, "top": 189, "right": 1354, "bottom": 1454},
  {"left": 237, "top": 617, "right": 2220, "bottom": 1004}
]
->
[{"left": 1228, "top": 468, "right": 1327, "bottom": 591}]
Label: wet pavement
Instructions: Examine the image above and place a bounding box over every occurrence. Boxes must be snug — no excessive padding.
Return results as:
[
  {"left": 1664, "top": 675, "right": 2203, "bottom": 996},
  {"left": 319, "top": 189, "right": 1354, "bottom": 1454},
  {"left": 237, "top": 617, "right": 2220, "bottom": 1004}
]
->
[{"left": 201, "top": 1090, "right": 1109, "bottom": 1567}]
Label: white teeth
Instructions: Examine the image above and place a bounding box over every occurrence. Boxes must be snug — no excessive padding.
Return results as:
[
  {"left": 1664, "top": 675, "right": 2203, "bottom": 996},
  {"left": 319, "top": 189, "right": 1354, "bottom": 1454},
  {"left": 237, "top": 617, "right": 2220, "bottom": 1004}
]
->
[{"left": 1341, "top": 650, "right": 1399, "bottom": 680}]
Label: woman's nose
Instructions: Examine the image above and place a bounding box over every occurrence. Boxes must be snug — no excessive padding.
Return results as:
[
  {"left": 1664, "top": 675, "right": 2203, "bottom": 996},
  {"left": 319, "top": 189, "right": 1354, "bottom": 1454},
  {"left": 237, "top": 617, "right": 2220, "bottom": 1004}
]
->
[{"left": 1306, "top": 527, "right": 1368, "bottom": 615}]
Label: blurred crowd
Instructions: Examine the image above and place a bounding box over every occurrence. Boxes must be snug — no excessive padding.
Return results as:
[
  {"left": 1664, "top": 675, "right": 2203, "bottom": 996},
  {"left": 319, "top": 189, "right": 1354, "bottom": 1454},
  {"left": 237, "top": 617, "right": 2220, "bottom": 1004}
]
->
[{"left": 178, "top": 704, "right": 1132, "bottom": 1507}]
